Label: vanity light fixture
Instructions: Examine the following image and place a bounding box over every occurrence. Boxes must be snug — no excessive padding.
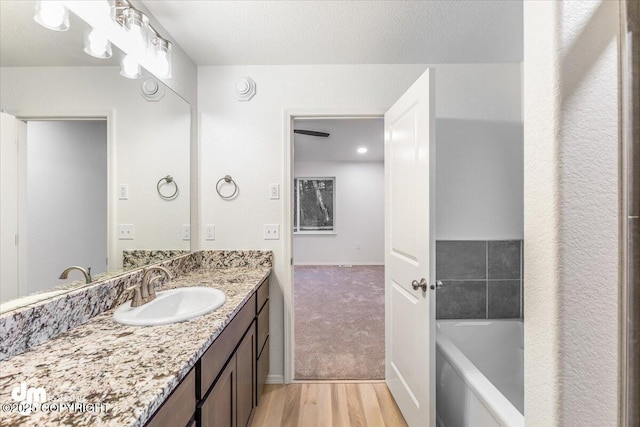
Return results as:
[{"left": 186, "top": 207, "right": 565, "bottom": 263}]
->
[
  {"left": 357, "top": 147, "right": 368, "bottom": 154},
  {"left": 113, "top": 0, "right": 172, "bottom": 78},
  {"left": 34, "top": 0, "right": 173, "bottom": 80},
  {"left": 34, "top": 0, "right": 69, "bottom": 31}
]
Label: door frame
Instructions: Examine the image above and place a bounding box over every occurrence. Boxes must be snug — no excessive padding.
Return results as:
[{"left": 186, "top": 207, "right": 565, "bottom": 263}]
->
[
  {"left": 6, "top": 108, "right": 116, "bottom": 290},
  {"left": 282, "top": 108, "right": 386, "bottom": 384}
]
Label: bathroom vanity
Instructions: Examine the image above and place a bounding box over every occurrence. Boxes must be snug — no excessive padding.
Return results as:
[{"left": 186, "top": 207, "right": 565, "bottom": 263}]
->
[
  {"left": 147, "top": 275, "right": 270, "bottom": 427},
  {"left": 0, "top": 251, "right": 272, "bottom": 427}
]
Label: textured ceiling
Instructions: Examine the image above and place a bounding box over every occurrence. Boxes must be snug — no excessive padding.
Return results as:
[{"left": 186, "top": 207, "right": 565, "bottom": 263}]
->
[
  {"left": 0, "top": 1, "right": 122, "bottom": 67},
  {"left": 294, "top": 118, "right": 384, "bottom": 162},
  {"left": 143, "top": 0, "right": 523, "bottom": 65}
]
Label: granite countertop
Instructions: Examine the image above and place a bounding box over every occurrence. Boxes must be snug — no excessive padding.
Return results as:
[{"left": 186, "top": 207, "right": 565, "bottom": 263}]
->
[{"left": 0, "top": 266, "right": 271, "bottom": 427}]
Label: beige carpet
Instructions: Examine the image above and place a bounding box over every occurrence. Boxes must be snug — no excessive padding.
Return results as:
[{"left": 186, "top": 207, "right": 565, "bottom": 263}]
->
[{"left": 294, "top": 265, "right": 385, "bottom": 380}]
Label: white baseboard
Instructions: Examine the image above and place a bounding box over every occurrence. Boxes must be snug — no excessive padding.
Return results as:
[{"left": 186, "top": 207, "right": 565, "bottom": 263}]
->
[
  {"left": 266, "top": 374, "right": 284, "bottom": 384},
  {"left": 293, "top": 262, "right": 384, "bottom": 266}
]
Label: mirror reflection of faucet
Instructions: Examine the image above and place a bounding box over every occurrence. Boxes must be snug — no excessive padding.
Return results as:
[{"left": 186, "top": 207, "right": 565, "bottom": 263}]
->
[{"left": 58, "top": 266, "right": 92, "bottom": 284}]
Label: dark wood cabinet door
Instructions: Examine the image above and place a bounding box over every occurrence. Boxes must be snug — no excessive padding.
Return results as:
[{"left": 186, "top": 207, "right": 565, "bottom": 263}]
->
[
  {"left": 201, "top": 356, "right": 236, "bottom": 427},
  {"left": 146, "top": 369, "right": 195, "bottom": 427},
  {"left": 236, "top": 321, "right": 256, "bottom": 427},
  {"left": 256, "top": 336, "right": 269, "bottom": 405}
]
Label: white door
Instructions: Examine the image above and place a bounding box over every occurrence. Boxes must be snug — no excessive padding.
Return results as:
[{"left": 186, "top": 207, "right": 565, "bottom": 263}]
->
[
  {"left": 0, "top": 112, "right": 20, "bottom": 302},
  {"left": 385, "top": 68, "right": 436, "bottom": 426}
]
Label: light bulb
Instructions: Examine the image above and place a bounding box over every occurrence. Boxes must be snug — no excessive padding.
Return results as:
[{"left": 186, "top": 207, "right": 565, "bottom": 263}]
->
[
  {"left": 84, "top": 29, "right": 112, "bottom": 59},
  {"left": 34, "top": 1, "right": 69, "bottom": 31},
  {"left": 129, "top": 24, "right": 146, "bottom": 53},
  {"left": 152, "top": 38, "right": 172, "bottom": 78},
  {"left": 357, "top": 147, "right": 368, "bottom": 154},
  {"left": 124, "top": 9, "right": 148, "bottom": 55},
  {"left": 120, "top": 55, "right": 141, "bottom": 79},
  {"left": 82, "top": 0, "right": 113, "bottom": 26}
]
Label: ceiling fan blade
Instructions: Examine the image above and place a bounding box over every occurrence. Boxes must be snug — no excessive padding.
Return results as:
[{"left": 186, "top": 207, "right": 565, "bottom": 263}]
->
[{"left": 294, "top": 129, "right": 330, "bottom": 137}]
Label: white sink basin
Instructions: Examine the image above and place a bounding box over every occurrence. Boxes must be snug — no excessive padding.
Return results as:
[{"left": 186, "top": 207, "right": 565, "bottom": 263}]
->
[{"left": 113, "top": 287, "right": 226, "bottom": 326}]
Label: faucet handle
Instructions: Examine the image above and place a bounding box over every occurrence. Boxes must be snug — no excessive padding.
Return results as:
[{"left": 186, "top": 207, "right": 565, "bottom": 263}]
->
[
  {"left": 125, "top": 285, "right": 143, "bottom": 307},
  {"left": 147, "top": 276, "right": 161, "bottom": 301}
]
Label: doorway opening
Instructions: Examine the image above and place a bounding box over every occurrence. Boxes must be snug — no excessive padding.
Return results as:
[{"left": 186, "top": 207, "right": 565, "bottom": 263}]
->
[
  {"left": 290, "top": 116, "right": 385, "bottom": 381},
  {"left": 0, "top": 114, "right": 110, "bottom": 303}
]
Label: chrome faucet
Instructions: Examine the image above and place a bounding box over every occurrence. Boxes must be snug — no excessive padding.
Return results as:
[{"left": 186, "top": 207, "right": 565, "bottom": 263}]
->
[
  {"left": 128, "top": 266, "right": 173, "bottom": 307},
  {"left": 59, "top": 266, "right": 92, "bottom": 284}
]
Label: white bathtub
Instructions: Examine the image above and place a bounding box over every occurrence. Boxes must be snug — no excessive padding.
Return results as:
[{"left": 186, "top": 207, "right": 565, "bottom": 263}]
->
[{"left": 436, "top": 320, "right": 524, "bottom": 427}]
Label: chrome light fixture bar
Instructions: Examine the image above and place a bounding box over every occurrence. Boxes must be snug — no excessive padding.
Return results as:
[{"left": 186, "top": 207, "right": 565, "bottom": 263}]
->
[{"left": 34, "top": 0, "right": 173, "bottom": 80}]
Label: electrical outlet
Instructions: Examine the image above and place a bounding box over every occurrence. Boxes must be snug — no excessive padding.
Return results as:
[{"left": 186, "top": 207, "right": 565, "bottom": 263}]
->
[
  {"left": 264, "top": 224, "right": 280, "bottom": 240},
  {"left": 205, "top": 224, "right": 216, "bottom": 241},
  {"left": 269, "top": 184, "right": 280, "bottom": 200},
  {"left": 118, "top": 224, "right": 134, "bottom": 240},
  {"left": 182, "top": 224, "right": 191, "bottom": 241},
  {"left": 118, "top": 184, "right": 129, "bottom": 200}
]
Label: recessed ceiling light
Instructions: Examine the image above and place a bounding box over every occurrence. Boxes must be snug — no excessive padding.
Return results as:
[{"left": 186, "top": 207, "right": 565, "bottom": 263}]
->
[{"left": 357, "top": 147, "right": 368, "bottom": 154}]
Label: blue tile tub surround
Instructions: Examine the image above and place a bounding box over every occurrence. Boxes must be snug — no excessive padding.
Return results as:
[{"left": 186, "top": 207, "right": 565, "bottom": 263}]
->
[{"left": 436, "top": 240, "right": 523, "bottom": 319}]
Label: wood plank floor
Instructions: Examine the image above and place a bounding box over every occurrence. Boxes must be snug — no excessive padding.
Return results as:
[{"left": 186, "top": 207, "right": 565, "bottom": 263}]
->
[{"left": 251, "top": 383, "right": 408, "bottom": 427}]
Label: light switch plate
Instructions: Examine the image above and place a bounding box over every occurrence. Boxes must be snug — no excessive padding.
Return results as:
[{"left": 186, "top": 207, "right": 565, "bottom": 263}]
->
[
  {"left": 264, "top": 224, "right": 280, "bottom": 240},
  {"left": 118, "top": 184, "right": 129, "bottom": 200},
  {"left": 118, "top": 224, "right": 134, "bottom": 240},
  {"left": 182, "top": 224, "right": 191, "bottom": 241},
  {"left": 269, "top": 184, "right": 280, "bottom": 200},
  {"left": 205, "top": 224, "right": 215, "bottom": 241}
]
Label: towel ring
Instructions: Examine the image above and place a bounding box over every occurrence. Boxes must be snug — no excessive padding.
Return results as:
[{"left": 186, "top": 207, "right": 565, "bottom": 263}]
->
[
  {"left": 157, "top": 175, "right": 178, "bottom": 200},
  {"left": 216, "top": 175, "right": 238, "bottom": 199}
]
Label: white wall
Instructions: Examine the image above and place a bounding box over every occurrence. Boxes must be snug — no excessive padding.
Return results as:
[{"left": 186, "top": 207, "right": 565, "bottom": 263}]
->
[
  {"left": 434, "top": 63, "right": 523, "bottom": 240},
  {"left": 26, "top": 121, "right": 107, "bottom": 294},
  {"left": 0, "top": 67, "right": 191, "bottom": 275},
  {"left": 293, "top": 161, "right": 384, "bottom": 265},
  {"left": 198, "top": 62, "right": 522, "bottom": 381},
  {"left": 436, "top": 119, "right": 523, "bottom": 240},
  {"left": 524, "top": 1, "right": 620, "bottom": 425}
]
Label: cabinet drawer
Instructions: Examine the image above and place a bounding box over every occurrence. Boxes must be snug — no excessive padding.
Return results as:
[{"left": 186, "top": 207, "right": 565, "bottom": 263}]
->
[
  {"left": 146, "top": 369, "right": 195, "bottom": 427},
  {"left": 256, "top": 278, "right": 269, "bottom": 313},
  {"left": 257, "top": 301, "right": 269, "bottom": 358},
  {"left": 256, "top": 336, "right": 269, "bottom": 404},
  {"left": 201, "top": 294, "right": 256, "bottom": 396}
]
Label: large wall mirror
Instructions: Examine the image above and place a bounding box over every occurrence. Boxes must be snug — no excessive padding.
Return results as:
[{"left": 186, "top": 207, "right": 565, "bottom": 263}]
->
[{"left": 0, "top": 1, "right": 191, "bottom": 311}]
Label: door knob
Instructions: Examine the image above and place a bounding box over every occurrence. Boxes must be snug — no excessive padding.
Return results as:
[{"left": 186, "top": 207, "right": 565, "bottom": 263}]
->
[{"left": 411, "top": 278, "right": 428, "bottom": 292}]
